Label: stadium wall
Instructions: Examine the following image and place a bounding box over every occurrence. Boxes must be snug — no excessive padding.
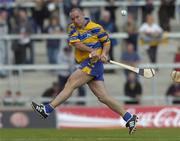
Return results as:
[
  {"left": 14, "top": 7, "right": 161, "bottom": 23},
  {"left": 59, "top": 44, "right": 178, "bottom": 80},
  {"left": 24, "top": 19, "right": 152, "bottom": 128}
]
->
[
  {"left": 0, "top": 106, "right": 179, "bottom": 128},
  {"left": 0, "top": 109, "right": 56, "bottom": 128}
]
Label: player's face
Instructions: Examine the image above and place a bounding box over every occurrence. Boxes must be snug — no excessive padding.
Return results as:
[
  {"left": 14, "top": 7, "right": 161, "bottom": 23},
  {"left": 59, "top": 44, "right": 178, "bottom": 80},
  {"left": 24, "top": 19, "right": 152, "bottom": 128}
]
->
[{"left": 70, "top": 10, "right": 84, "bottom": 28}]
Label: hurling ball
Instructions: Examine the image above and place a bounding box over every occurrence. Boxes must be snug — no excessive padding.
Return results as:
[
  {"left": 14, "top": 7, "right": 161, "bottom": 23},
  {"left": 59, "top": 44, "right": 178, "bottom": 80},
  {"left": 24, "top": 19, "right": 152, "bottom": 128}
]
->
[{"left": 121, "top": 10, "right": 127, "bottom": 16}]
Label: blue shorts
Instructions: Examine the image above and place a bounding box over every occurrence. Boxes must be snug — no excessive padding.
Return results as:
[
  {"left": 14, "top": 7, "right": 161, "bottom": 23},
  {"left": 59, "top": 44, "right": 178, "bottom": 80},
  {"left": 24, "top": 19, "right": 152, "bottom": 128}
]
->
[{"left": 79, "top": 58, "right": 104, "bottom": 81}]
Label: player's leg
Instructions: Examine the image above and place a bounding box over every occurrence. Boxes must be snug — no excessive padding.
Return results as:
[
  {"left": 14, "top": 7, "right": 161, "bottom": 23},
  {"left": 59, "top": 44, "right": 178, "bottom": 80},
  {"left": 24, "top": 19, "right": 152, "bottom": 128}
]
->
[
  {"left": 32, "top": 69, "right": 93, "bottom": 118},
  {"left": 88, "top": 80, "right": 126, "bottom": 116},
  {"left": 88, "top": 80, "right": 138, "bottom": 134},
  {"left": 50, "top": 69, "right": 92, "bottom": 107}
]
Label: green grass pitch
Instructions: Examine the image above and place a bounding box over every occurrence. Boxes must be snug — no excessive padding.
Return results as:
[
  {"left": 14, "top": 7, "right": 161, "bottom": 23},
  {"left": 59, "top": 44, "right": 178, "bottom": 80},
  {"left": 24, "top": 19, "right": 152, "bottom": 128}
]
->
[{"left": 0, "top": 128, "right": 180, "bottom": 141}]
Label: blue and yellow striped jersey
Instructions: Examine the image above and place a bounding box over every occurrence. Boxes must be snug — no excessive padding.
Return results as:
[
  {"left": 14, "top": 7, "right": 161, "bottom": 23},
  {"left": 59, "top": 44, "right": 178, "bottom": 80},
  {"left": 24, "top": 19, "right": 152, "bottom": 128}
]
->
[{"left": 67, "top": 18, "right": 110, "bottom": 63}]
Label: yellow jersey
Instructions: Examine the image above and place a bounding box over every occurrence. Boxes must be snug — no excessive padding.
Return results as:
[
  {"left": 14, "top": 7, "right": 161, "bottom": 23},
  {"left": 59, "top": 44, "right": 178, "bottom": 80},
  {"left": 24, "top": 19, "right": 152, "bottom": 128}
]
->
[{"left": 67, "top": 18, "right": 110, "bottom": 63}]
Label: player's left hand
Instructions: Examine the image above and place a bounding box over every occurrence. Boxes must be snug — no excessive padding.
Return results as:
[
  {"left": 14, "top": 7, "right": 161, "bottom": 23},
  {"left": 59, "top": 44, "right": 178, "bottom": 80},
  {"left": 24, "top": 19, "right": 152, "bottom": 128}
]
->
[
  {"left": 89, "top": 50, "right": 100, "bottom": 59},
  {"left": 100, "top": 54, "right": 108, "bottom": 63}
]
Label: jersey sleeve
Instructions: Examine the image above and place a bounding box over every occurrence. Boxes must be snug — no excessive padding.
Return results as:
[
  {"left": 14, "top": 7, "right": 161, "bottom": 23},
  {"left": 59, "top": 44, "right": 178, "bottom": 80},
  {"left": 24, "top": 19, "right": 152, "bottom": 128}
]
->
[
  {"left": 67, "top": 24, "right": 80, "bottom": 46},
  {"left": 97, "top": 25, "right": 111, "bottom": 46}
]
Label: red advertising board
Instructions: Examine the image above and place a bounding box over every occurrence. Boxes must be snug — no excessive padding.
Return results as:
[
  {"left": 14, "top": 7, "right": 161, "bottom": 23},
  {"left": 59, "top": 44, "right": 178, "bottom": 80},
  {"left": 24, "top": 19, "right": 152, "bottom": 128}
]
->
[{"left": 56, "top": 106, "right": 180, "bottom": 128}]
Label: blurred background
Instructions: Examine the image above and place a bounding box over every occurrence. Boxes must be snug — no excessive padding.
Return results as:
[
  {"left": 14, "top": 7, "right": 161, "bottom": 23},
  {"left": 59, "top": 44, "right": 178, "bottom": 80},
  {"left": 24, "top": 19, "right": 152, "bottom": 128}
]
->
[{"left": 0, "top": 0, "right": 179, "bottom": 129}]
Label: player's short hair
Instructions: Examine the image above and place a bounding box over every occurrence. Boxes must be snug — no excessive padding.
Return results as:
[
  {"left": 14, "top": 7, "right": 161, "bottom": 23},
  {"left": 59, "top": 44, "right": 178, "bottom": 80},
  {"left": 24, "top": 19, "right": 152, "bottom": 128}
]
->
[{"left": 69, "top": 8, "right": 83, "bottom": 16}]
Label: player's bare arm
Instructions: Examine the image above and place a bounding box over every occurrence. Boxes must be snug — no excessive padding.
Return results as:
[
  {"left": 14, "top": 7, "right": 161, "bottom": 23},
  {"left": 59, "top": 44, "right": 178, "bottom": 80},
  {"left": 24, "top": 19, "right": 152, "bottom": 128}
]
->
[
  {"left": 101, "top": 43, "right": 110, "bottom": 63},
  {"left": 73, "top": 42, "right": 94, "bottom": 52},
  {"left": 73, "top": 42, "right": 100, "bottom": 59}
]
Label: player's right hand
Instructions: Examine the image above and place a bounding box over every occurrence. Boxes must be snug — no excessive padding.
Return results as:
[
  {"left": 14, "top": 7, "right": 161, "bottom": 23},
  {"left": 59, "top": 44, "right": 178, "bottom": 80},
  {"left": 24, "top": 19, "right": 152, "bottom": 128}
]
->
[{"left": 100, "top": 53, "right": 108, "bottom": 63}]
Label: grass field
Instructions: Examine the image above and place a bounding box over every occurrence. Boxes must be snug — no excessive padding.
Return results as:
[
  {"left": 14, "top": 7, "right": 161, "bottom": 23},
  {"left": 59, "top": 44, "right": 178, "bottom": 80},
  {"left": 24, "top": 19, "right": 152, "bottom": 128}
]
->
[{"left": 0, "top": 128, "right": 180, "bottom": 141}]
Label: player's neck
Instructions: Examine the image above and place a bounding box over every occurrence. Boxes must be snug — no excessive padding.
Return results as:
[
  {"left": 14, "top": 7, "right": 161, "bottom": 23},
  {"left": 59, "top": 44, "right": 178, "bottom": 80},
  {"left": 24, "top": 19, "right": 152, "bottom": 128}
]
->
[{"left": 79, "top": 18, "right": 88, "bottom": 29}]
